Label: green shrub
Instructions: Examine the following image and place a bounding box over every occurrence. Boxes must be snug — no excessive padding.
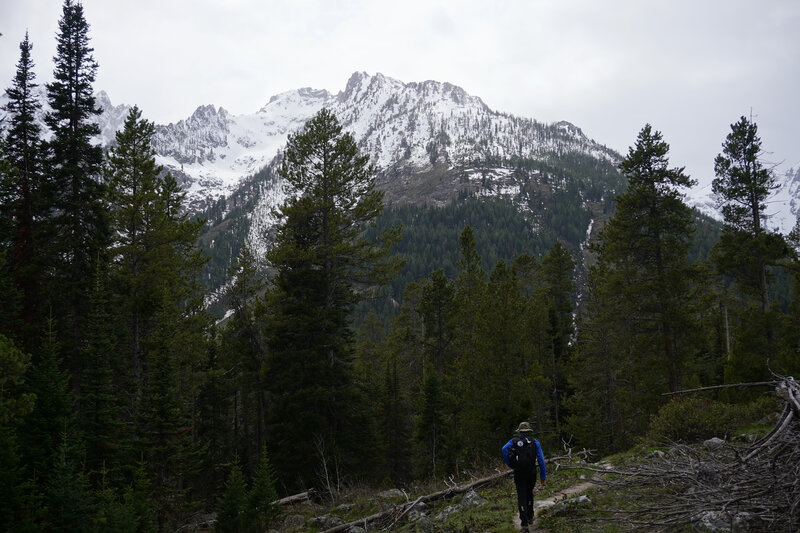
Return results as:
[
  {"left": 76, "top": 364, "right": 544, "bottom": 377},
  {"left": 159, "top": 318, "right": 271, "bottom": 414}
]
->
[{"left": 647, "top": 396, "right": 779, "bottom": 443}]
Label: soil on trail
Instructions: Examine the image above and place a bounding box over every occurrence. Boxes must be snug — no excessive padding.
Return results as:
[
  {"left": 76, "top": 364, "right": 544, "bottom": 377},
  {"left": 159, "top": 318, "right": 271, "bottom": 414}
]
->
[{"left": 512, "top": 479, "right": 598, "bottom": 531}]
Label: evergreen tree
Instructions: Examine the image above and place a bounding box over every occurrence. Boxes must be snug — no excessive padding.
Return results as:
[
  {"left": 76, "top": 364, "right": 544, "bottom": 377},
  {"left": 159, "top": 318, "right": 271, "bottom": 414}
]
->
[
  {"left": 265, "top": 108, "right": 399, "bottom": 487},
  {"left": 17, "top": 316, "right": 73, "bottom": 477},
  {"left": 374, "top": 284, "right": 421, "bottom": 483},
  {"left": 595, "top": 124, "right": 697, "bottom": 393},
  {"left": 249, "top": 446, "right": 281, "bottom": 530},
  {"left": 414, "top": 368, "right": 446, "bottom": 479},
  {"left": 220, "top": 245, "right": 266, "bottom": 471},
  {"left": 105, "top": 106, "right": 163, "bottom": 388},
  {"left": 450, "top": 227, "right": 488, "bottom": 464},
  {"left": 44, "top": 429, "right": 91, "bottom": 532},
  {"left": 711, "top": 116, "right": 790, "bottom": 380},
  {"left": 92, "top": 465, "right": 139, "bottom": 533},
  {"left": 0, "top": 333, "right": 35, "bottom": 531},
  {"left": 564, "top": 266, "right": 632, "bottom": 454},
  {"left": 2, "top": 32, "right": 45, "bottom": 350},
  {"left": 105, "top": 108, "right": 208, "bottom": 516},
  {"left": 420, "top": 269, "right": 456, "bottom": 375},
  {"left": 216, "top": 460, "right": 247, "bottom": 533},
  {"left": 477, "top": 260, "right": 533, "bottom": 440},
  {"left": 79, "top": 266, "right": 123, "bottom": 485},
  {"left": 712, "top": 115, "right": 785, "bottom": 314},
  {"left": 565, "top": 125, "right": 698, "bottom": 452},
  {"left": 136, "top": 301, "right": 202, "bottom": 531},
  {"left": 44, "top": 0, "right": 108, "bottom": 369},
  {"left": 195, "top": 333, "right": 234, "bottom": 504},
  {"left": 777, "top": 219, "right": 800, "bottom": 377},
  {"left": 539, "top": 242, "right": 576, "bottom": 433}
]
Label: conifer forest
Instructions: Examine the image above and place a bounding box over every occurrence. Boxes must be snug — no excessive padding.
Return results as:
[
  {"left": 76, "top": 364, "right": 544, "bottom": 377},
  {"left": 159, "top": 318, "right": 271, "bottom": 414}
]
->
[{"left": 1, "top": 2, "right": 799, "bottom": 531}]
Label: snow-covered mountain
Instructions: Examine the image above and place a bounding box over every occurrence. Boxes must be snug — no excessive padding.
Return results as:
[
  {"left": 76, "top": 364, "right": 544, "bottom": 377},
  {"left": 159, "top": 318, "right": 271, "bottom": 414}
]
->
[
  {"left": 681, "top": 164, "right": 800, "bottom": 235},
  {"left": 2, "top": 71, "right": 798, "bottom": 234},
  {"left": 146, "top": 71, "right": 620, "bottom": 213},
  {"left": 770, "top": 165, "right": 800, "bottom": 234}
]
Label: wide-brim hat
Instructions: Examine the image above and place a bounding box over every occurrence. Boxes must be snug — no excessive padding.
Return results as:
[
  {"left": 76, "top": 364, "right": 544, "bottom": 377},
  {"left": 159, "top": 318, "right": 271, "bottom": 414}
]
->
[{"left": 517, "top": 421, "right": 532, "bottom": 433}]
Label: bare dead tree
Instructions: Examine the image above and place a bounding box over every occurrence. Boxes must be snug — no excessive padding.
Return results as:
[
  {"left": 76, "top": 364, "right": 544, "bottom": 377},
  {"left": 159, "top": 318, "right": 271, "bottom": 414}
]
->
[{"left": 314, "top": 434, "right": 342, "bottom": 502}]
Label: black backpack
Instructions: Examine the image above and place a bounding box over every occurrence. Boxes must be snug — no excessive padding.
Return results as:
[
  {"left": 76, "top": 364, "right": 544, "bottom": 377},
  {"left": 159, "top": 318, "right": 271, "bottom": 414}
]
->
[{"left": 509, "top": 434, "right": 537, "bottom": 472}]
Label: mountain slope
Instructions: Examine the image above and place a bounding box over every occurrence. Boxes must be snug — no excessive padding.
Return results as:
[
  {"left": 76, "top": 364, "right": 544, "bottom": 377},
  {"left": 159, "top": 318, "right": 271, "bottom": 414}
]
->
[
  {"left": 2, "top": 72, "right": 797, "bottom": 315},
  {"left": 1, "top": 72, "right": 797, "bottom": 236},
  {"left": 191, "top": 72, "right": 631, "bottom": 310}
]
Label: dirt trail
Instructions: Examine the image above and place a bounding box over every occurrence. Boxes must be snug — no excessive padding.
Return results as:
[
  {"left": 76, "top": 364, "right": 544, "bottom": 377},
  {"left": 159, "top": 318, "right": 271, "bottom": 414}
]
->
[{"left": 512, "top": 478, "right": 599, "bottom": 531}]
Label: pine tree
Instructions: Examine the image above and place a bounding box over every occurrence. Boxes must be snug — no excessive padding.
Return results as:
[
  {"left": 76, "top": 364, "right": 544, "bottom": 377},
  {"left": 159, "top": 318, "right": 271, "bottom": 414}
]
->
[
  {"left": 265, "top": 108, "right": 399, "bottom": 487},
  {"left": 478, "top": 260, "right": 532, "bottom": 439},
  {"left": 415, "top": 368, "right": 445, "bottom": 479},
  {"left": 377, "top": 343, "right": 413, "bottom": 483},
  {"left": 125, "top": 460, "right": 158, "bottom": 533},
  {"left": 44, "top": 428, "right": 91, "bottom": 532},
  {"left": 44, "top": 0, "right": 108, "bottom": 369},
  {"left": 2, "top": 32, "right": 45, "bottom": 350},
  {"left": 539, "top": 242, "right": 576, "bottom": 433},
  {"left": 0, "top": 333, "right": 35, "bottom": 531},
  {"left": 420, "top": 269, "right": 456, "bottom": 375},
  {"left": 105, "top": 108, "right": 208, "bottom": 513},
  {"left": 564, "top": 266, "right": 631, "bottom": 454},
  {"left": 17, "top": 316, "right": 73, "bottom": 477},
  {"left": 92, "top": 464, "right": 139, "bottom": 533},
  {"left": 374, "top": 284, "right": 421, "bottom": 483},
  {"left": 249, "top": 446, "right": 281, "bottom": 530},
  {"left": 596, "top": 124, "right": 697, "bottom": 393},
  {"left": 79, "top": 266, "right": 123, "bottom": 485},
  {"left": 565, "top": 125, "right": 699, "bottom": 452},
  {"left": 195, "top": 334, "right": 234, "bottom": 503},
  {"left": 105, "top": 106, "right": 162, "bottom": 388},
  {"left": 216, "top": 460, "right": 247, "bottom": 533},
  {"left": 711, "top": 116, "right": 790, "bottom": 380},
  {"left": 136, "top": 304, "right": 202, "bottom": 531},
  {"left": 43, "top": 426, "right": 91, "bottom": 532},
  {"left": 450, "top": 227, "right": 488, "bottom": 463},
  {"left": 712, "top": 115, "right": 786, "bottom": 314},
  {"left": 221, "top": 245, "right": 266, "bottom": 471}
]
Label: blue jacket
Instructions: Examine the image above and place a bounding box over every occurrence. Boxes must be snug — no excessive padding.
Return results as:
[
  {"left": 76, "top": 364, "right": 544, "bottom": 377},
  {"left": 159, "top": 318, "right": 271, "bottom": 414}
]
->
[{"left": 502, "top": 433, "right": 546, "bottom": 481}]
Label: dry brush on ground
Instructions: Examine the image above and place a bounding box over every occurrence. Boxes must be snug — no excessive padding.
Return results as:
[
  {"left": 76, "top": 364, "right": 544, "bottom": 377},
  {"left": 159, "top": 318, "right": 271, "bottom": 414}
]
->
[{"left": 563, "top": 376, "right": 800, "bottom": 532}]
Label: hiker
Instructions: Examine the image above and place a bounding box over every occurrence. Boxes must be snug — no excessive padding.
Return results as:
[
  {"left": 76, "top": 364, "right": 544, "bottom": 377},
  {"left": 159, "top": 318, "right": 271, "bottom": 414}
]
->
[{"left": 502, "top": 421, "right": 546, "bottom": 531}]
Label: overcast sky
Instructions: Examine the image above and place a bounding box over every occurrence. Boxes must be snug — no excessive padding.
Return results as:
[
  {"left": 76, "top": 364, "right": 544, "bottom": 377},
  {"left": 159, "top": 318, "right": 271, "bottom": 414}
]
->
[{"left": 1, "top": 0, "right": 799, "bottom": 190}]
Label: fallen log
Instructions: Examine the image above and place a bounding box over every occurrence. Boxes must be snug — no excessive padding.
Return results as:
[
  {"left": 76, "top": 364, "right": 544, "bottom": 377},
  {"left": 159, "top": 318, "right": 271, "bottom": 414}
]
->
[
  {"left": 319, "top": 470, "right": 513, "bottom": 533},
  {"left": 273, "top": 489, "right": 316, "bottom": 506}
]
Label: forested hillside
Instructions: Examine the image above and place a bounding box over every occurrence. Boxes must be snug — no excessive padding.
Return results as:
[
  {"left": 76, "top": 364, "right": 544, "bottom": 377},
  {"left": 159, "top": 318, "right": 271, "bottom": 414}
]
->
[
  {"left": 1, "top": 2, "right": 800, "bottom": 532},
  {"left": 199, "top": 147, "right": 627, "bottom": 319}
]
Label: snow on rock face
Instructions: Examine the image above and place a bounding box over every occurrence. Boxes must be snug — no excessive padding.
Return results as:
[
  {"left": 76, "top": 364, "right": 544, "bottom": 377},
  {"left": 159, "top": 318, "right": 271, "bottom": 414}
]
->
[
  {"left": 142, "top": 71, "right": 623, "bottom": 215},
  {"left": 682, "top": 163, "right": 800, "bottom": 235},
  {"left": 2, "top": 72, "right": 798, "bottom": 234},
  {"left": 153, "top": 104, "right": 231, "bottom": 164},
  {"left": 94, "top": 90, "right": 130, "bottom": 146},
  {"left": 769, "top": 165, "right": 800, "bottom": 234}
]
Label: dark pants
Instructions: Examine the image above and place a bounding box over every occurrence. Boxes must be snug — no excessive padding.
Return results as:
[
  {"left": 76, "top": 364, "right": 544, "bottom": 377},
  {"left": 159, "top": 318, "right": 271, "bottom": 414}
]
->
[{"left": 514, "top": 468, "right": 536, "bottom": 526}]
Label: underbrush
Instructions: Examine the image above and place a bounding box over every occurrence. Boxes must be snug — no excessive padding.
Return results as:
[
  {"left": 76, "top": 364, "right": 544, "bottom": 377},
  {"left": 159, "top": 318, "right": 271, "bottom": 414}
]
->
[
  {"left": 537, "top": 396, "right": 786, "bottom": 532},
  {"left": 270, "top": 397, "right": 784, "bottom": 532},
  {"left": 646, "top": 395, "right": 779, "bottom": 443},
  {"left": 269, "top": 462, "right": 593, "bottom": 531}
]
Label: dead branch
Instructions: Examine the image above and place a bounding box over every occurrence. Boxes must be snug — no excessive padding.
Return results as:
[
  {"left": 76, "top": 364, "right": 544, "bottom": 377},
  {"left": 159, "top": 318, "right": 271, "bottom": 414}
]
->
[
  {"left": 319, "top": 470, "right": 513, "bottom": 533},
  {"left": 319, "top": 446, "right": 595, "bottom": 533},
  {"left": 661, "top": 380, "right": 776, "bottom": 396},
  {"left": 273, "top": 489, "right": 316, "bottom": 506},
  {"left": 575, "top": 376, "right": 800, "bottom": 532}
]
